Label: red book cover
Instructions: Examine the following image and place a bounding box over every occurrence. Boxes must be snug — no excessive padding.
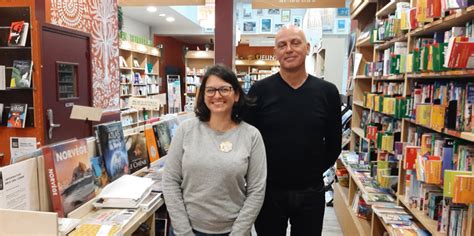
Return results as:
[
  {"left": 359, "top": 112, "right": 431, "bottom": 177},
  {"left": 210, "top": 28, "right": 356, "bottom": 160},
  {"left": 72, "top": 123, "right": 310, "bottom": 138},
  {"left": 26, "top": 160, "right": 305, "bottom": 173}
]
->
[
  {"left": 43, "top": 139, "right": 95, "bottom": 217},
  {"left": 366, "top": 125, "right": 378, "bottom": 141},
  {"left": 7, "top": 21, "right": 24, "bottom": 46},
  {"left": 410, "top": 8, "right": 418, "bottom": 29},
  {"left": 426, "top": 0, "right": 441, "bottom": 18},
  {"left": 404, "top": 146, "right": 420, "bottom": 170}
]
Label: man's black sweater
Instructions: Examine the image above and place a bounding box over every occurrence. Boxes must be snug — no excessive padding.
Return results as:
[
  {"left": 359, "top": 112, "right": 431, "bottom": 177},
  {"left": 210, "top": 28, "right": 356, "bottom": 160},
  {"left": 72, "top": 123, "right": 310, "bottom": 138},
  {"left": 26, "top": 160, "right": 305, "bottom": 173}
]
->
[{"left": 246, "top": 73, "right": 342, "bottom": 190}]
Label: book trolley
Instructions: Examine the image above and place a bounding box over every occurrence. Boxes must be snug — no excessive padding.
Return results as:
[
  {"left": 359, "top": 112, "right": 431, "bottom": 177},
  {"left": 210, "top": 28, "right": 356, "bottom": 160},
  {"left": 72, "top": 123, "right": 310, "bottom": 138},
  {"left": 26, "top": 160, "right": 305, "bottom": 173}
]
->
[{"left": 336, "top": 0, "right": 474, "bottom": 235}]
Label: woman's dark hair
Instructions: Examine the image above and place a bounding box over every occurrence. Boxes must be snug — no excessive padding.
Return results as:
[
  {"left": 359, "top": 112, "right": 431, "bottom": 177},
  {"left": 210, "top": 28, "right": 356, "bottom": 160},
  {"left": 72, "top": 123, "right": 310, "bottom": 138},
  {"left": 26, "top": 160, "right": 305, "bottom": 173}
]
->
[{"left": 195, "top": 64, "right": 253, "bottom": 123}]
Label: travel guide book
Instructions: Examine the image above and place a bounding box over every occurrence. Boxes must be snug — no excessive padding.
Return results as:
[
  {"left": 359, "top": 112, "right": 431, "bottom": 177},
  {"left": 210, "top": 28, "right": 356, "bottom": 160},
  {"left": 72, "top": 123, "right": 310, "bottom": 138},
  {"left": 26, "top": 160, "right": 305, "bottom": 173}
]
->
[
  {"left": 42, "top": 139, "right": 96, "bottom": 217},
  {"left": 97, "top": 122, "right": 129, "bottom": 181}
]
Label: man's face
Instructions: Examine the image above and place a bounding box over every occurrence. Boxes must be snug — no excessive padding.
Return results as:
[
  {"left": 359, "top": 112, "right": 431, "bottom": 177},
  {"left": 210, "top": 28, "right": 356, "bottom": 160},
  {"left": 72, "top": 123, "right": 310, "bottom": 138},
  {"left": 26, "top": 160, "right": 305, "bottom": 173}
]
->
[{"left": 274, "top": 27, "right": 309, "bottom": 71}]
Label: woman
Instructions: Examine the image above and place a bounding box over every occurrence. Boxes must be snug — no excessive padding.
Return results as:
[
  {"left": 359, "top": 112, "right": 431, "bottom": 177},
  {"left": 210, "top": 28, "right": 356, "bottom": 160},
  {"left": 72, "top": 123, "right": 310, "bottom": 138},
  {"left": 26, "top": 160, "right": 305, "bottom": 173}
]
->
[{"left": 163, "top": 64, "right": 267, "bottom": 236}]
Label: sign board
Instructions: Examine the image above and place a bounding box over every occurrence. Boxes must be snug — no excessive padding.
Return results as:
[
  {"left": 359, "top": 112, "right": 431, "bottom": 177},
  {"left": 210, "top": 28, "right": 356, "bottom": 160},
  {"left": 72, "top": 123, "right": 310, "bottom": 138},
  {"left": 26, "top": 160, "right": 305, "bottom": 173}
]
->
[
  {"left": 70, "top": 105, "right": 103, "bottom": 122},
  {"left": 252, "top": 0, "right": 345, "bottom": 8},
  {"left": 129, "top": 97, "right": 162, "bottom": 110}
]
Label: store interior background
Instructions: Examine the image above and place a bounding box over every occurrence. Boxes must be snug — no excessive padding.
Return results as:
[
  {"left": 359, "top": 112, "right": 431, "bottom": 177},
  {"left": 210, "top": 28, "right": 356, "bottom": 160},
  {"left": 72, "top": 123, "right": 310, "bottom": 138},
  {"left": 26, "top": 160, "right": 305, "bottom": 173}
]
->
[{"left": 121, "top": 0, "right": 352, "bottom": 95}]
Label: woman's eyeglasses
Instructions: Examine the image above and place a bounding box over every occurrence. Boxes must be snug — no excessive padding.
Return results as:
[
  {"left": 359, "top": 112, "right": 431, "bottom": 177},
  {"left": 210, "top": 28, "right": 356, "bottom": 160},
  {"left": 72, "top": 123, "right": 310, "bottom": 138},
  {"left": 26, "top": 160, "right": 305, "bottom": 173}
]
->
[{"left": 204, "top": 86, "right": 233, "bottom": 97}]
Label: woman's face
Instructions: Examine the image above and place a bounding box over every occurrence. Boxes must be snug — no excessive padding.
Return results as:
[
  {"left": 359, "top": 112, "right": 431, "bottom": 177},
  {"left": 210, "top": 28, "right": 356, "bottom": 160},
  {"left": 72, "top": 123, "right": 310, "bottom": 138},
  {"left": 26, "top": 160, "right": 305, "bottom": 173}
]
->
[{"left": 204, "top": 75, "right": 239, "bottom": 117}]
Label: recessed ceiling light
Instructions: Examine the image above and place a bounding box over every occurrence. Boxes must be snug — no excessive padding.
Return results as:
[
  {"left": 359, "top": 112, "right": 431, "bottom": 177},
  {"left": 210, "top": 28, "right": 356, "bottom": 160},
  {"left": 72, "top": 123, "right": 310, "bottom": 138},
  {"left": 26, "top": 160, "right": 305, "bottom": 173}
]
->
[
  {"left": 159, "top": 13, "right": 166, "bottom": 17},
  {"left": 166, "top": 17, "right": 175, "bottom": 22},
  {"left": 146, "top": 6, "right": 157, "bottom": 13}
]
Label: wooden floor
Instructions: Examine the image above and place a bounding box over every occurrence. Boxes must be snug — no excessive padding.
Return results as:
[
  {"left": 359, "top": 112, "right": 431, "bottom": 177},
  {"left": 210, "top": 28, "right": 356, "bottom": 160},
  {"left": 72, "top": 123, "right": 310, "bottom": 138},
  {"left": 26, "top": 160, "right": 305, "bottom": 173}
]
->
[{"left": 251, "top": 206, "right": 343, "bottom": 235}]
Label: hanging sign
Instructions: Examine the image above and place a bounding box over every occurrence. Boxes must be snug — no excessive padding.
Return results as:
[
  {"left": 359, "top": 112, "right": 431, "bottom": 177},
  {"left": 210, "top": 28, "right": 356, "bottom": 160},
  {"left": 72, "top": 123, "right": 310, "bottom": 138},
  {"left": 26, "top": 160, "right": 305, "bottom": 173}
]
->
[{"left": 252, "top": 0, "right": 345, "bottom": 9}]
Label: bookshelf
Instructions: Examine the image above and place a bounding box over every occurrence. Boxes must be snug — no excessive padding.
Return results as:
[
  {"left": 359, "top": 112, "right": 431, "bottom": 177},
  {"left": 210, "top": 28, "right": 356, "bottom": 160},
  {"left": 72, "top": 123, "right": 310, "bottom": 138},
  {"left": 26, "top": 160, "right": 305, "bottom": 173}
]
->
[
  {"left": 119, "top": 39, "right": 162, "bottom": 108},
  {"left": 119, "top": 38, "right": 163, "bottom": 128},
  {"left": 338, "top": 0, "right": 474, "bottom": 235},
  {"left": 184, "top": 50, "right": 214, "bottom": 112}
]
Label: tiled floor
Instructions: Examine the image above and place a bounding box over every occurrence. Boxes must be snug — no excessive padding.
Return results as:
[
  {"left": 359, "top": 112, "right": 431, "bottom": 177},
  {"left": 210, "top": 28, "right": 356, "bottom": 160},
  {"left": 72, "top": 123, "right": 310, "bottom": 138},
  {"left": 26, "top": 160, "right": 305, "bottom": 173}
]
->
[{"left": 251, "top": 206, "right": 343, "bottom": 236}]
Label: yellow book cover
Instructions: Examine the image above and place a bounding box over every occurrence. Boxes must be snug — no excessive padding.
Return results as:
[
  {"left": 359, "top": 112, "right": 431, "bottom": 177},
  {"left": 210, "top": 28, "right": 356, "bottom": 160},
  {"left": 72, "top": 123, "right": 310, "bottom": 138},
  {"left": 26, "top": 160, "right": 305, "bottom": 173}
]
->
[
  {"left": 444, "top": 170, "right": 472, "bottom": 197},
  {"left": 427, "top": 45, "right": 433, "bottom": 71},
  {"left": 406, "top": 54, "right": 413, "bottom": 73},
  {"left": 430, "top": 105, "right": 445, "bottom": 132},
  {"left": 366, "top": 93, "right": 375, "bottom": 109},
  {"left": 416, "top": 104, "right": 431, "bottom": 126},
  {"left": 425, "top": 160, "right": 441, "bottom": 185},
  {"left": 453, "top": 175, "right": 474, "bottom": 204},
  {"left": 374, "top": 95, "right": 381, "bottom": 112},
  {"left": 383, "top": 97, "right": 396, "bottom": 115},
  {"left": 400, "top": 10, "right": 408, "bottom": 30}
]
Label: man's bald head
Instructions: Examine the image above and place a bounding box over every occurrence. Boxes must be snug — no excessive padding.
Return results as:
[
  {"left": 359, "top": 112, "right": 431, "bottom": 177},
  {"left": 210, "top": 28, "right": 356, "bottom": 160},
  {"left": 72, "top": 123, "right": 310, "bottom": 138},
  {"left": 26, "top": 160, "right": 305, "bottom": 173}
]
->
[{"left": 275, "top": 25, "right": 308, "bottom": 45}]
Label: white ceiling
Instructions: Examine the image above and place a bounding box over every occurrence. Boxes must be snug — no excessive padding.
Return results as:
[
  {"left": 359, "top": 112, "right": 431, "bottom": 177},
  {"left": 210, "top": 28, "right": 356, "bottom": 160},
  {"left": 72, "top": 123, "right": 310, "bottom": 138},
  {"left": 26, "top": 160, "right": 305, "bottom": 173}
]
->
[{"left": 122, "top": 5, "right": 275, "bottom": 45}]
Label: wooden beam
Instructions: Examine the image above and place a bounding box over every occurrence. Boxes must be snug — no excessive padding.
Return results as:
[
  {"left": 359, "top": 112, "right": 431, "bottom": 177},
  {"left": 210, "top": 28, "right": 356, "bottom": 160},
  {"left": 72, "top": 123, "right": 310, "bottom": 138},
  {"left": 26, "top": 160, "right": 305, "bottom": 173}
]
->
[
  {"left": 252, "top": 0, "right": 345, "bottom": 9},
  {"left": 118, "top": 0, "right": 205, "bottom": 6}
]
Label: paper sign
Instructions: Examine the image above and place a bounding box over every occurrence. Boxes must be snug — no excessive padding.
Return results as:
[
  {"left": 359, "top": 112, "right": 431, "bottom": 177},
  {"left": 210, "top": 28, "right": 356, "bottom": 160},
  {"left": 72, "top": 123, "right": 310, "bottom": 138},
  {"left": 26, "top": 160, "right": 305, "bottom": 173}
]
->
[
  {"left": 129, "top": 97, "right": 162, "bottom": 110},
  {"left": 10, "top": 137, "right": 37, "bottom": 163},
  {"left": 70, "top": 105, "right": 103, "bottom": 121}
]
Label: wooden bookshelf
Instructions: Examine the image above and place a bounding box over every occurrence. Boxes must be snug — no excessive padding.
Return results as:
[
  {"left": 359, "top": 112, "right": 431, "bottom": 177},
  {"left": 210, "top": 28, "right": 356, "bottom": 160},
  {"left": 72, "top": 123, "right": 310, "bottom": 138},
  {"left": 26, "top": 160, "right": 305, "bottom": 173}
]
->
[
  {"left": 375, "top": 0, "right": 409, "bottom": 18},
  {"left": 410, "top": 5, "right": 474, "bottom": 37},
  {"left": 397, "top": 194, "right": 446, "bottom": 236},
  {"left": 356, "top": 37, "right": 372, "bottom": 47},
  {"left": 351, "top": 0, "right": 377, "bottom": 20},
  {"left": 407, "top": 69, "right": 474, "bottom": 79},
  {"left": 374, "top": 34, "right": 408, "bottom": 51},
  {"left": 343, "top": 1, "right": 474, "bottom": 235}
]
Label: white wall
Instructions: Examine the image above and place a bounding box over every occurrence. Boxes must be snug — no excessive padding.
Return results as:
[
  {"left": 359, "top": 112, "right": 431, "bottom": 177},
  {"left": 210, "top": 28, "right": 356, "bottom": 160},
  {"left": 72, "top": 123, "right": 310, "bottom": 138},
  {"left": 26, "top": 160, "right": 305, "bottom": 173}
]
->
[{"left": 123, "top": 15, "right": 151, "bottom": 40}]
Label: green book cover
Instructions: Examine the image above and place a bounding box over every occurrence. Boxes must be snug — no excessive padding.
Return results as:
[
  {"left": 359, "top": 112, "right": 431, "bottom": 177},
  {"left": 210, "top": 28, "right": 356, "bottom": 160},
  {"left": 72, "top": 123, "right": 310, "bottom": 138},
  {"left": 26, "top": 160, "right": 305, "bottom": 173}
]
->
[
  {"left": 10, "top": 60, "right": 33, "bottom": 88},
  {"left": 413, "top": 49, "right": 421, "bottom": 72},
  {"left": 422, "top": 46, "right": 429, "bottom": 71},
  {"left": 443, "top": 170, "right": 472, "bottom": 197}
]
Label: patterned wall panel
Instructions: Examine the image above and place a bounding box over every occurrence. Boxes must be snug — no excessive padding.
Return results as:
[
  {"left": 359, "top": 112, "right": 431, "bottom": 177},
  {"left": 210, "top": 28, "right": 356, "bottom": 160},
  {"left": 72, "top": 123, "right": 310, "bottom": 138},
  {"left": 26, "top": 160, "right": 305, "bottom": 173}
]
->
[{"left": 49, "top": 0, "right": 120, "bottom": 111}]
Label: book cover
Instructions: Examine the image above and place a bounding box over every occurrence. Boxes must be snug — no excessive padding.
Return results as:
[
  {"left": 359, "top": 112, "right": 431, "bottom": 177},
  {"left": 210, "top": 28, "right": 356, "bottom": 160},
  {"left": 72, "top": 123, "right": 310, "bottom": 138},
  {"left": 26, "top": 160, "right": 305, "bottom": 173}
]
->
[
  {"left": 153, "top": 120, "right": 172, "bottom": 157},
  {"left": 10, "top": 60, "right": 33, "bottom": 88},
  {"left": 0, "top": 65, "right": 5, "bottom": 90},
  {"left": 405, "top": 146, "right": 420, "bottom": 170},
  {"left": 144, "top": 126, "right": 160, "bottom": 163},
  {"left": 453, "top": 175, "right": 474, "bottom": 204},
  {"left": 42, "top": 139, "right": 95, "bottom": 217},
  {"left": 430, "top": 104, "right": 445, "bottom": 132},
  {"left": 97, "top": 122, "right": 129, "bottom": 182},
  {"left": 425, "top": 159, "right": 442, "bottom": 184},
  {"left": 0, "top": 158, "right": 39, "bottom": 210},
  {"left": 125, "top": 131, "right": 150, "bottom": 174},
  {"left": 7, "top": 103, "right": 27, "bottom": 128},
  {"left": 443, "top": 170, "right": 471, "bottom": 197},
  {"left": 8, "top": 21, "right": 28, "bottom": 47},
  {"left": 416, "top": 104, "right": 431, "bottom": 126}
]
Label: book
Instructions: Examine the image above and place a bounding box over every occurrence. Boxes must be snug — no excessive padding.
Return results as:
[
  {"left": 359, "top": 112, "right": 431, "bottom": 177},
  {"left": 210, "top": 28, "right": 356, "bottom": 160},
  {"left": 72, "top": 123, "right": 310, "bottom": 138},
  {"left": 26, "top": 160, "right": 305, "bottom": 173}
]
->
[
  {"left": 125, "top": 131, "right": 150, "bottom": 174},
  {"left": 10, "top": 60, "right": 33, "bottom": 88},
  {"left": 153, "top": 120, "right": 172, "bottom": 157},
  {"left": 0, "top": 65, "right": 5, "bottom": 90},
  {"left": 9, "top": 137, "right": 37, "bottom": 164},
  {"left": 42, "top": 139, "right": 96, "bottom": 217},
  {"left": 93, "top": 175, "right": 154, "bottom": 209},
  {"left": 96, "top": 122, "right": 129, "bottom": 182},
  {"left": 8, "top": 21, "right": 29, "bottom": 47},
  {"left": 0, "top": 158, "right": 39, "bottom": 210},
  {"left": 144, "top": 126, "right": 160, "bottom": 163},
  {"left": 7, "top": 103, "right": 27, "bottom": 128},
  {"left": 0, "top": 103, "right": 3, "bottom": 124},
  {"left": 453, "top": 175, "right": 474, "bottom": 204}
]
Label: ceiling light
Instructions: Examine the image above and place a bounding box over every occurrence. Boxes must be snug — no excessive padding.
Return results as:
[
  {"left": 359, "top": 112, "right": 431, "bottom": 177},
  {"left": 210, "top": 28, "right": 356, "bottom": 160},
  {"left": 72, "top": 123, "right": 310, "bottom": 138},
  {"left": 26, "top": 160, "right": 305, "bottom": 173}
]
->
[
  {"left": 166, "top": 17, "right": 175, "bottom": 22},
  {"left": 159, "top": 13, "right": 166, "bottom": 17},
  {"left": 146, "top": 6, "right": 157, "bottom": 13}
]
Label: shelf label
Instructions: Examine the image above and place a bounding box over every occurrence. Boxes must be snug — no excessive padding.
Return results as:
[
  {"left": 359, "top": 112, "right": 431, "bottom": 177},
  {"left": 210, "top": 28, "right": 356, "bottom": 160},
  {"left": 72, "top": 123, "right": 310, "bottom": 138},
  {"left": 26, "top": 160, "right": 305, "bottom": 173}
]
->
[{"left": 130, "top": 97, "right": 162, "bottom": 110}]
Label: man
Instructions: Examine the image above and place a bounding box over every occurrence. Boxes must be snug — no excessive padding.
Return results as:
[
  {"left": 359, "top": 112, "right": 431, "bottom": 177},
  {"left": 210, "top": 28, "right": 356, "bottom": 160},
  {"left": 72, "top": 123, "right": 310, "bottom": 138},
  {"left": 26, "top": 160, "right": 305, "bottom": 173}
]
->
[{"left": 245, "top": 25, "right": 342, "bottom": 235}]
